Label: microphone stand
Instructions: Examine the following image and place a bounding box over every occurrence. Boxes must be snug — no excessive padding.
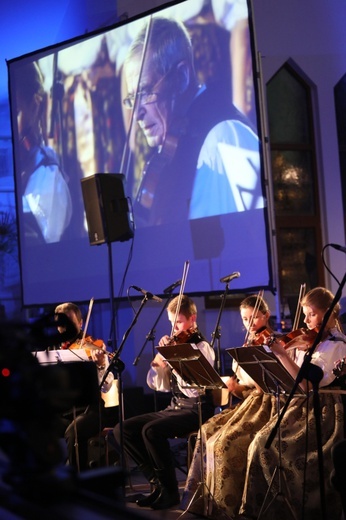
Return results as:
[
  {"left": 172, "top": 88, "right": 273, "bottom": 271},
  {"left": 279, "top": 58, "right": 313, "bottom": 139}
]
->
[
  {"left": 133, "top": 292, "right": 174, "bottom": 411},
  {"left": 99, "top": 294, "right": 152, "bottom": 478},
  {"left": 133, "top": 292, "right": 175, "bottom": 366},
  {"left": 210, "top": 282, "right": 231, "bottom": 374},
  {"left": 264, "top": 271, "right": 346, "bottom": 520}
]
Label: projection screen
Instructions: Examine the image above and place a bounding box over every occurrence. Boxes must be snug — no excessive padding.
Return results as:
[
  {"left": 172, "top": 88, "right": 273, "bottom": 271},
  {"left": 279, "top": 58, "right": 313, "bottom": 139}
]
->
[{"left": 8, "top": 0, "right": 274, "bottom": 306}]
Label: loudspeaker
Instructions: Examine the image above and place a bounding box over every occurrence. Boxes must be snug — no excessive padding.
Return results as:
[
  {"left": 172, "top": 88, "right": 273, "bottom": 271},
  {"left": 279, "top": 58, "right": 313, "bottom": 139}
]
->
[{"left": 81, "top": 173, "right": 134, "bottom": 245}]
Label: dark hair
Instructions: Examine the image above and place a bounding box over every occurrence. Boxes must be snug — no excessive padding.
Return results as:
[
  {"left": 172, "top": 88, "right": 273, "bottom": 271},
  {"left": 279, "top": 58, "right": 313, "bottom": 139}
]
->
[
  {"left": 16, "top": 61, "right": 45, "bottom": 105},
  {"left": 55, "top": 302, "right": 83, "bottom": 323},
  {"left": 240, "top": 294, "right": 269, "bottom": 315}
]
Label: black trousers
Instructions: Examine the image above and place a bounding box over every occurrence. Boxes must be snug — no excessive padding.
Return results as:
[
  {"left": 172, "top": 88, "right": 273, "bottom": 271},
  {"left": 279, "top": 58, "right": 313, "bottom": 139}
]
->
[
  {"left": 113, "top": 400, "right": 214, "bottom": 479},
  {"left": 63, "top": 403, "right": 118, "bottom": 471}
]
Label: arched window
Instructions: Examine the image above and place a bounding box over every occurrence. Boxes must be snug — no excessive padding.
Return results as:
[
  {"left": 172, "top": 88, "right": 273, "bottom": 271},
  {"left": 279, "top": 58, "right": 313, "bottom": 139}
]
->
[
  {"left": 266, "top": 62, "right": 324, "bottom": 313},
  {"left": 334, "top": 75, "right": 346, "bottom": 240}
]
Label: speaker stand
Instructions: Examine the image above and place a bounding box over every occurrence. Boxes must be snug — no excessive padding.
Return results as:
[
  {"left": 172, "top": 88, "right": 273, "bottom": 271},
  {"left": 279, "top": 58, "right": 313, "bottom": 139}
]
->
[{"left": 106, "top": 240, "right": 126, "bottom": 468}]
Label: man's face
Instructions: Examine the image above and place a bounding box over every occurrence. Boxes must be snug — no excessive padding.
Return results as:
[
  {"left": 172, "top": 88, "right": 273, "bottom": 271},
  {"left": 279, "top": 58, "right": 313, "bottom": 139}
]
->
[{"left": 124, "top": 55, "right": 172, "bottom": 148}]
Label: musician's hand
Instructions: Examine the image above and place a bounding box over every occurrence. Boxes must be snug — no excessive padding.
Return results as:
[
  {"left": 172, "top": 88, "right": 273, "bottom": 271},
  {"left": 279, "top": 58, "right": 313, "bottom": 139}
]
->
[
  {"left": 151, "top": 353, "right": 168, "bottom": 369},
  {"left": 225, "top": 375, "right": 238, "bottom": 393},
  {"left": 158, "top": 335, "right": 171, "bottom": 346},
  {"left": 268, "top": 337, "right": 287, "bottom": 355},
  {"left": 91, "top": 348, "right": 107, "bottom": 367},
  {"left": 333, "top": 357, "right": 346, "bottom": 377}
]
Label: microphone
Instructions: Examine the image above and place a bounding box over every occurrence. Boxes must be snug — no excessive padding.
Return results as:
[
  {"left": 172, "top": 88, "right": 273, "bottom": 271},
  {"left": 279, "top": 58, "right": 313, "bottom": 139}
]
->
[
  {"left": 132, "top": 285, "right": 163, "bottom": 303},
  {"left": 220, "top": 271, "right": 241, "bottom": 284},
  {"left": 330, "top": 243, "right": 346, "bottom": 253},
  {"left": 163, "top": 279, "right": 182, "bottom": 294}
]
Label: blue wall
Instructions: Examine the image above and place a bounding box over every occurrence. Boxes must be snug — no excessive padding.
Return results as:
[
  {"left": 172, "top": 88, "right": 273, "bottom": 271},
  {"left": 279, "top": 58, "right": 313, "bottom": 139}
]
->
[{"left": 0, "top": 1, "right": 120, "bottom": 319}]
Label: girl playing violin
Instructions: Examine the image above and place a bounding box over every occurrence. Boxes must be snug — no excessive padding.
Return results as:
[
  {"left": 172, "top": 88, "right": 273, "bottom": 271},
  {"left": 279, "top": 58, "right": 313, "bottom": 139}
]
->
[
  {"left": 238, "top": 287, "right": 346, "bottom": 520},
  {"left": 54, "top": 302, "right": 116, "bottom": 471},
  {"left": 182, "top": 294, "right": 278, "bottom": 518}
]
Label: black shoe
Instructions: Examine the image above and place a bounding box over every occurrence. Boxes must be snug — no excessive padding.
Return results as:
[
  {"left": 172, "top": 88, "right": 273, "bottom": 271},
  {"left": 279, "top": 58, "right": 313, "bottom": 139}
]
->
[
  {"left": 151, "top": 488, "right": 180, "bottom": 510},
  {"left": 136, "top": 487, "right": 161, "bottom": 507}
]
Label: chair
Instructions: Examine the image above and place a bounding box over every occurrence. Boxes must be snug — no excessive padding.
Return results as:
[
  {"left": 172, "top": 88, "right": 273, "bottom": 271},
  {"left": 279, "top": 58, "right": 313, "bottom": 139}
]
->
[
  {"left": 171, "top": 431, "right": 198, "bottom": 475},
  {"left": 88, "top": 427, "right": 118, "bottom": 468},
  {"left": 88, "top": 380, "right": 119, "bottom": 468},
  {"left": 172, "top": 382, "right": 230, "bottom": 475}
]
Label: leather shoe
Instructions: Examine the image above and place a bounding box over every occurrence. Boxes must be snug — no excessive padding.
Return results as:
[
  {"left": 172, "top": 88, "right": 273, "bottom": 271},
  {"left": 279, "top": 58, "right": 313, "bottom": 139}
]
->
[
  {"left": 136, "top": 487, "right": 161, "bottom": 507},
  {"left": 151, "top": 487, "right": 180, "bottom": 510}
]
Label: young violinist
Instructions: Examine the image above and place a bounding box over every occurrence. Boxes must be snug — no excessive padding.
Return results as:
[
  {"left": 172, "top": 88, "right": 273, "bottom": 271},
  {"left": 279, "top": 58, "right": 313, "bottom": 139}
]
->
[
  {"left": 113, "top": 294, "right": 215, "bottom": 510},
  {"left": 181, "top": 294, "right": 278, "bottom": 518},
  {"left": 54, "top": 302, "right": 117, "bottom": 471},
  {"left": 237, "top": 287, "right": 346, "bottom": 520}
]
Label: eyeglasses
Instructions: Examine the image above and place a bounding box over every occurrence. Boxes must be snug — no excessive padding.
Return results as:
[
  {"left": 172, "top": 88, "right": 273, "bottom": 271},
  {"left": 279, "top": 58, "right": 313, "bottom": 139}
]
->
[
  {"left": 123, "top": 91, "right": 159, "bottom": 109},
  {"left": 123, "top": 66, "right": 176, "bottom": 109}
]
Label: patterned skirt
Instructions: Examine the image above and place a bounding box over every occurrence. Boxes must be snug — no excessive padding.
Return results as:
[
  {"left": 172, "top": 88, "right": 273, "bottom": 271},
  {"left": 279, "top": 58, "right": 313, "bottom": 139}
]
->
[
  {"left": 239, "top": 392, "right": 344, "bottom": 520},
  {"left": 181, "top": 391, "right": 278, "bottom": 518}
]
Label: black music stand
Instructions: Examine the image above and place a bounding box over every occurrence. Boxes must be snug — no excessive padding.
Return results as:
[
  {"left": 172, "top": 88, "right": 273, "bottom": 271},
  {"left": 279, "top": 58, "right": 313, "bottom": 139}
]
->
[
  {"left": 156, "top": 343, "right": 228, "bottom": 519},
  {"left": 226, "top": 345, "right": 305, "bottom": 519}
]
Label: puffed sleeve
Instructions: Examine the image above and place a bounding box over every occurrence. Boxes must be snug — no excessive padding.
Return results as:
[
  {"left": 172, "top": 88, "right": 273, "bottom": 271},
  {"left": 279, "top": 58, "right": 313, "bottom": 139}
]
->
[{"left": 147, "top": 363, "right": 172, "bottom": 392}]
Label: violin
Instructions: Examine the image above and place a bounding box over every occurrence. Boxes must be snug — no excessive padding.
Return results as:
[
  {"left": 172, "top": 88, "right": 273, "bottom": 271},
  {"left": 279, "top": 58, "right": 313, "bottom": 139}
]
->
[
  {"left": 247, "top": 326, "right": 320, "bottom": 352},
  {"left": 61, "top": 335, "right": 105, "bottom": 359},
  {"left": 136, "top": 132, "right": 178, "bottom": 213},
  {"left": 277, "top": 327, "right": 320, "bottom": 351},
  {"left": 248, "top": 327, "right": 274, "bottom": 347},
  {"left": 167, "top": 326, "right": 203, "bottom": 346}
]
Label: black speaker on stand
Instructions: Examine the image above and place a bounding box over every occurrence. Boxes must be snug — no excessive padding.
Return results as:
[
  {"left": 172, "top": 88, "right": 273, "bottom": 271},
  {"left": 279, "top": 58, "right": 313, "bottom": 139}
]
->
[
  {"left": 81, "top": 173, "right": 134, "bottom": 483},
  {"left": 81, "top": 173, "right": 133, "bottom": 246}
]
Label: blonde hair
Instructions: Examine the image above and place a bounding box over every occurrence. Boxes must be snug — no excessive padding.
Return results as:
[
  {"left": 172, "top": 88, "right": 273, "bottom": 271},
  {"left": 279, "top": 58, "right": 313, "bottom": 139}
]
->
[
  {"left": 301, "top": 287, "right": 341, "bottom": 329},
  {"left": 167, "top": 294, "right": 197, "bottom": 319}
]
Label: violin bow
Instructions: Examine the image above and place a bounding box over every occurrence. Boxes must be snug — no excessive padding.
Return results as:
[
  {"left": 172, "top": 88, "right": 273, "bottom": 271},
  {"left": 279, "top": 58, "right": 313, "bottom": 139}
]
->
[
  {"left": 170, "top": 260, "right": 190, "bottom": 337},
  {"left": 120, "top": 15, "right": 153, "bottom": 180},
  {"left": 79, "top": 297, "right": 94, "bottom": 348},
  {"left": 292, "top": 283, "right": 306, "bottom": 331},
  {"left": 244, "top": 289, "right": 264, "bottom": 346}
]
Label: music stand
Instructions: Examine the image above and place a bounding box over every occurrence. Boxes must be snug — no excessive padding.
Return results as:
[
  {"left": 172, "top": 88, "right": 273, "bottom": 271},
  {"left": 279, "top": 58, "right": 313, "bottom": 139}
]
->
[
  {"left": 226, "top": 345, "right": 305, "bottom": 519},
  {"left": 156, "top": 343, "right": 228, "bottom": 519}
]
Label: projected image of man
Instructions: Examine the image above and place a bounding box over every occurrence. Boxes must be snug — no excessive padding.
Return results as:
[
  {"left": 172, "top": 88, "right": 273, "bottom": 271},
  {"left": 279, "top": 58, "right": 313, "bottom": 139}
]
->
[{"left": 123, "top": 16, "right": 264, "bottom": 227}]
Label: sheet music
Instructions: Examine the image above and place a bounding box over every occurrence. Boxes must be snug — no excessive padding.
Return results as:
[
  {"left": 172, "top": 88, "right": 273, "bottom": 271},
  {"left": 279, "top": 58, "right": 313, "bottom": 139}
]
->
[
  {"left": 156, "top": 343, "right": 226, "bottom": 390},
  {"left": 33, "top": 349, "right": 90, "bottom": 365},
  {"left": 226, "top": 345, "right": 305, "bottom": 395}
]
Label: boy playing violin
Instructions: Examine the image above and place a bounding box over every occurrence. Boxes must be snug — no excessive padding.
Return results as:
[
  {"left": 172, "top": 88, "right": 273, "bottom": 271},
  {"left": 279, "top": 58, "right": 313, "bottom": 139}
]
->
[{"left": 113, "top": 294, "right": 215, "bottom": 510}]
